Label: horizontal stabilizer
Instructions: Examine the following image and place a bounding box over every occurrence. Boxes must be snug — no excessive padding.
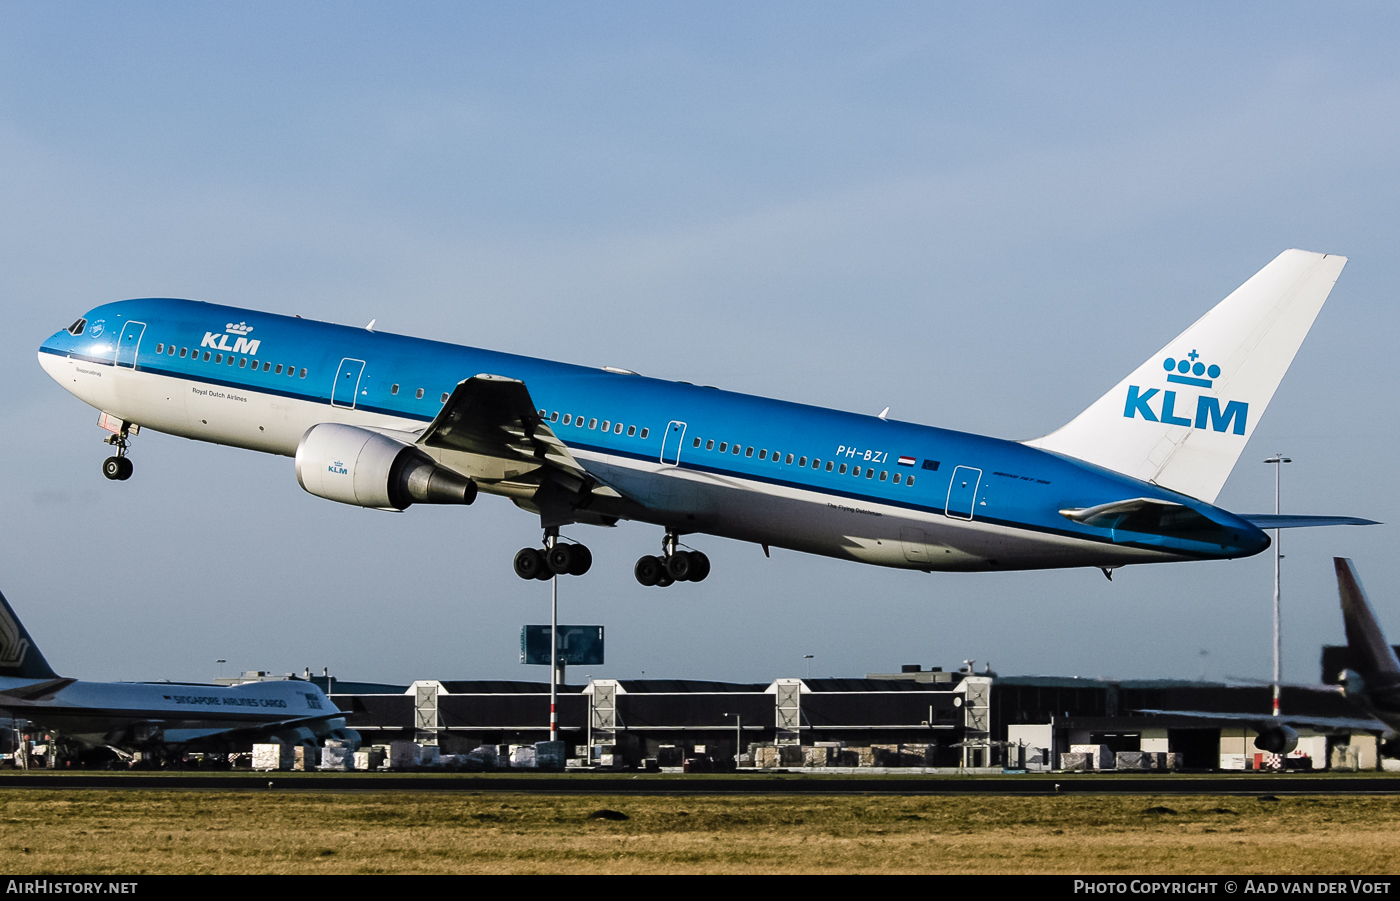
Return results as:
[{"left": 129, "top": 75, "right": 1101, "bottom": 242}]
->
[
  {"left": 1243, "top": 515, "right": 1380, "bottom": 529},
  {"left": 1058, "top": 496, "right": 1224, "bottom": 539},
  {"left": 1026, "top": 250, "right": 1347, "bottom": 502}
]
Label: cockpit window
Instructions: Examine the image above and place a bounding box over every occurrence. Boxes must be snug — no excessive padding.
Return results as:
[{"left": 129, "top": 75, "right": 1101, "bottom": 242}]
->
[{"left": 67, "top": 318, "right": 86, "bottom": 336}]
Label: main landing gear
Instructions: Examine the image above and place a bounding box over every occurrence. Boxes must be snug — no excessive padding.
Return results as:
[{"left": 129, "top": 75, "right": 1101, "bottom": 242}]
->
[
  {"left": 513, "top": 529, "right": 593, "bottom": 581},
  {"left": 634, "top": 531, "right": 710, "bottom": 588},
  {"left": 101, "top": 423, "right": 135, "bottom": 481}
]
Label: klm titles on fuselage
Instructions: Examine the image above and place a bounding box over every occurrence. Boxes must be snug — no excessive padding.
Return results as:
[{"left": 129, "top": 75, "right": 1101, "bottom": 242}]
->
[
  {"left": 1124, "top": 353, "right": 1248, "bottom": 435},
  {"left": 200, "top": 322, "right": 260, "bottom": 357}
]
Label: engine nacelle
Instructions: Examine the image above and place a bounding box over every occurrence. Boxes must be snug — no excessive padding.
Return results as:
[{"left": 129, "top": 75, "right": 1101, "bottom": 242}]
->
[
  {"left": 295, "top": 422, "right": 478, "bottom": 511},
  {"left": 1254, "top": 723, "right": 1299, "bottom": 755}
]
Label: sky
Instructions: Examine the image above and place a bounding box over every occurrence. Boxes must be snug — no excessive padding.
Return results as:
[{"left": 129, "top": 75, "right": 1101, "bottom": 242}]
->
[{"left": 1, "top": 2, "right": 1398, "bottom": 688}]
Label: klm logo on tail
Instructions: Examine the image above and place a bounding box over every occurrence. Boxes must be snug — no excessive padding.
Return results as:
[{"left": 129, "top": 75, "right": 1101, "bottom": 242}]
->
[{"left": 1123, "top": 351, "right": 1248, "bottom": 435}]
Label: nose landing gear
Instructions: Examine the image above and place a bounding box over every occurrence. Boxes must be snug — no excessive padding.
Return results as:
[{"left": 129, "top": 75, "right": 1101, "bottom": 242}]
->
[
  {"left": 635, "top": 531, "right": 710, "bottom": 587},
  {"left": 101, "top": 419, "right": 137, "bottom": 481}
]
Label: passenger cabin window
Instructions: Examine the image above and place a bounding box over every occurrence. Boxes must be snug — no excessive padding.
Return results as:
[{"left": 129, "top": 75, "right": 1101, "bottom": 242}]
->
[
  {"left": 759, "top": 450, "right": 767, "bottom": 460},
  {"left": 441, "top": 393, "right": 449, "bottom": 403},
  {"left": 719, "top": 442, "right": 727, "bottom": 453},
  {"left": 852, "top": 466, "right": 860, "bottom": 476},
  {"left": 389, "top": 383, "right": 398, "bottom": 394},
  {"left": 563, "top": 414, "right": 572, "bottom": 425},
  {"left": 590, "top": 418, "right": 598, "bottom": 430},
  {"left": 704, "top": 439, "right": 712, "bottom": 450},
  {"left": 276, "top": 364, "right": 283, "bottom": 374},
  {"left": 239, "top": 358, "right": 247, "bottom": 368},
  {"left": 694, "top": 438, "right": 702, "bottom": 448},
  {"left": 299, "top": 368, "right": 307, "bottom": 378},
  {"left": 156, "top": 343, "right": 164, "bottom": 353},
  {"left": 602, "top": 420, "right": 611, "bottom": 432},
  {"left": 745, "top": 446, "right": 753, "bottom": 457},
  {"left": 640, "top": 428, "right": 649, "bottom": 439},
  {"left": 907, "top": 476, "right": 915, "bottom": 486},
  {"left": 731, "top": 443, "right": 739, "bottom": 454},
  {"left": 879, "top": 471, "right": 887, "bottom": 481},
  {"left": 615, "top": 423, "right": 624, "bottom": 435},
  {"left": 839, "top": 463, "right": 847, "bottom": 474},
  {"left": 785, "top": 454, "right": 794, "bottom": 465},
  {"left": 826, "top": 461, "right": 834, "bottom": 472},
  {"left": 180, "top": 348, "right": 187, "bottom": 358},
  {"left": 214, "top": 354, "right": 223, "bottom": 363},
  {"left": 798, "top": 456, "right": 806, "bottom": 467},
  {"left": 627, "top": 426, "right": 636, "bottom": 437},
  {"left": 893, "top": 473, "right": 902, "bottom": 484}
]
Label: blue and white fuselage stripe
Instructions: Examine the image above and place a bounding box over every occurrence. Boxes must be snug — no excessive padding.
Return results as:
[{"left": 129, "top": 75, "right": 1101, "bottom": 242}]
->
[{"left": 40, "top": 296, "right": 1273, "bottom": 572}]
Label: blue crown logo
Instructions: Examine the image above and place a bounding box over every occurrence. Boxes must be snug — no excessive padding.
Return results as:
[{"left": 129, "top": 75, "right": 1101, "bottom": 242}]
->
[{"left": 1162, "top": 350, "right": 1220, "bottom": 388}]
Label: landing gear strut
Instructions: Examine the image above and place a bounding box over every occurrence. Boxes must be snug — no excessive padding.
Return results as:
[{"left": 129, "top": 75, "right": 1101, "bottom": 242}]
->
[
  {"left": 513, "top": 528, "right": 592, "bottom": 580},
  {"left": 101, "top": 423, "right": 135, "bottom": 481},
  {"left": 635, "top": 531, "right": 710, "bottom": 587}
]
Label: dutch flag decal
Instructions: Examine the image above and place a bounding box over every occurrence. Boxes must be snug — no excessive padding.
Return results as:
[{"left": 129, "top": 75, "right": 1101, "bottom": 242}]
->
[{"left": 898, "top": 455, "right": 916, "bottom": 467}]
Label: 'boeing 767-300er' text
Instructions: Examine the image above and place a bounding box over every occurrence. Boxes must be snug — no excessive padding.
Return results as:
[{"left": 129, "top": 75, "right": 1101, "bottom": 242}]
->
[{"left": 38, "top": 249, "right": 1374, "bottom": 586}]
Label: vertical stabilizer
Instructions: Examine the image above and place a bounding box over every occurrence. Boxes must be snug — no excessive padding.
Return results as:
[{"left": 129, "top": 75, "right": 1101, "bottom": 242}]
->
[
  {"left": 0, "top": 590, "right": 58, "bottom": 680},
  {"left": 1025, "top": 250, "right": 1346, "bottom": 502},
  {"left": 1335, "top": 558, "right": 1400, "bottom": 681}
]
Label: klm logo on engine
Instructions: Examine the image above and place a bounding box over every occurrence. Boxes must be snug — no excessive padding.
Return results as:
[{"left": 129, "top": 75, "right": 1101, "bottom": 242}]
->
[
  {"left": 1123, "top": 351, "right": 1248, "bottom": 435},
  {"left": 328, "top": 460, "right": 348, "bottom": 476},
  {"left": 201, "top": 321, "right": 260, "bottom": 356}
]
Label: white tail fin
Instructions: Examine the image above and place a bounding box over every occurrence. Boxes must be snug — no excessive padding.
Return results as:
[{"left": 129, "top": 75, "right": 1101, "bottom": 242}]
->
[{"left": 1024, "top": 249, "right": 1346, "bottom": 502}]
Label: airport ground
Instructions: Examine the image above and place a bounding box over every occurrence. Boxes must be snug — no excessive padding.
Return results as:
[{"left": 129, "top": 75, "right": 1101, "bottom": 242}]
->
[{"left": 3, "top": 775, "right": 1400, "bottom": 874}]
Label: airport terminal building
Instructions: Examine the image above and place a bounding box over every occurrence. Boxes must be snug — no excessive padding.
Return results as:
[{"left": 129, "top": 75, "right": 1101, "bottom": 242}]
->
[{"left": 298, "top": 651, "right": 1387, "bottom": 772}]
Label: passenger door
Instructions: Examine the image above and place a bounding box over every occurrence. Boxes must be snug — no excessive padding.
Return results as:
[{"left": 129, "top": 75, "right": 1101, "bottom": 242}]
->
[
  {"left": 945, "top": 466, "right": 982, "bottom": 521},
  {"left": 331, "top": 358, "right": 366, "bottom": 409},
  {"left": 115, "top": 321, "right": 146, "bottom": 369}
]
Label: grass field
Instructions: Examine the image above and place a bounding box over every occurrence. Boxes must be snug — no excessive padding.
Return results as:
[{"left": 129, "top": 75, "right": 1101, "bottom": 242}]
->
[{"left": 3, "top": 785, "right": 1400, "bottom": 874}]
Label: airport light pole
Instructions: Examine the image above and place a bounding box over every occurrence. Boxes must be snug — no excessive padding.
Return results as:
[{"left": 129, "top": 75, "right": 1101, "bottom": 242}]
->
[
  {"left": 550, "top": 570, "right": 558, "bottom": 744},
  {"left": 1265, "top": 453, "right": 1292, "bottom": 717}
]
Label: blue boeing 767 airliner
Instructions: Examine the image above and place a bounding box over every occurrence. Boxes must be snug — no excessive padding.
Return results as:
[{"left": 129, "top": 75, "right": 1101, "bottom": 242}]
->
[{"left": 38, "top": 249, "right": 1373, "bottom": 586}]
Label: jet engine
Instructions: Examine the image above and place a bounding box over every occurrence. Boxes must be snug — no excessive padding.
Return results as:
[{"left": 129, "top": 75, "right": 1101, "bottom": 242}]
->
[
  {"left": 295, "top": 422, "right": 477, "bottom": 511},
  {"left": 1253, "top": 723, "right": 1299, "bottom": 755}
]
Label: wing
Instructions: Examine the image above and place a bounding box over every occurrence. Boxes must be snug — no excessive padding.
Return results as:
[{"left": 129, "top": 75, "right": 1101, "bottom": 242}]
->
[
  {"left": 207, "top": 710, "right": 355, "bottom": 746},
  {"left": 414, "top": 374, "right": 633, "bottom": 526},
  {"left": 1135, "top": 708, "right": 1387, "bottom": 733}
]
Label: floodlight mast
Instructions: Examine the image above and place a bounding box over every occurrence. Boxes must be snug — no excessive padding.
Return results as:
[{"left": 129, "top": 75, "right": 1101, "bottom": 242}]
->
[
  {"left": 551, "top": 569, "right": 558, "bottom": 743},
  {"left": 1265, "top": 453, "right": 1292, "bottom": 718}
]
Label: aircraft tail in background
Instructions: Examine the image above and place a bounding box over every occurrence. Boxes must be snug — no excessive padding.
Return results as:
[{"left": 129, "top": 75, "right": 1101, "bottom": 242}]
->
[
  {"left": 1025, "top": 250, "right": 1347, "bottom": 502},
  {"left": 0, "top": 589, "right": 59, "bottom": 680},
  {"left": 1335, "top": 558, "right": 1400, "bottom": 683}
]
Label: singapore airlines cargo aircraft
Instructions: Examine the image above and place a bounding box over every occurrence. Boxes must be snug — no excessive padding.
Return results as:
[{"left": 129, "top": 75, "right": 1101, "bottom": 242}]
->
[
  {"left": 0, "top": 586, "right": 357, "bottom": 756},
  {"left": 39, "top": 250, "right": 1372, "bottom": 586}
]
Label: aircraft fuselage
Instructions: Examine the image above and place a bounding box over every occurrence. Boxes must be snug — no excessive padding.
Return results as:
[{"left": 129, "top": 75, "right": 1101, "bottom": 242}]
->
[{"left": 39, "top": 298, "right": 1271, "bottom": 574}]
